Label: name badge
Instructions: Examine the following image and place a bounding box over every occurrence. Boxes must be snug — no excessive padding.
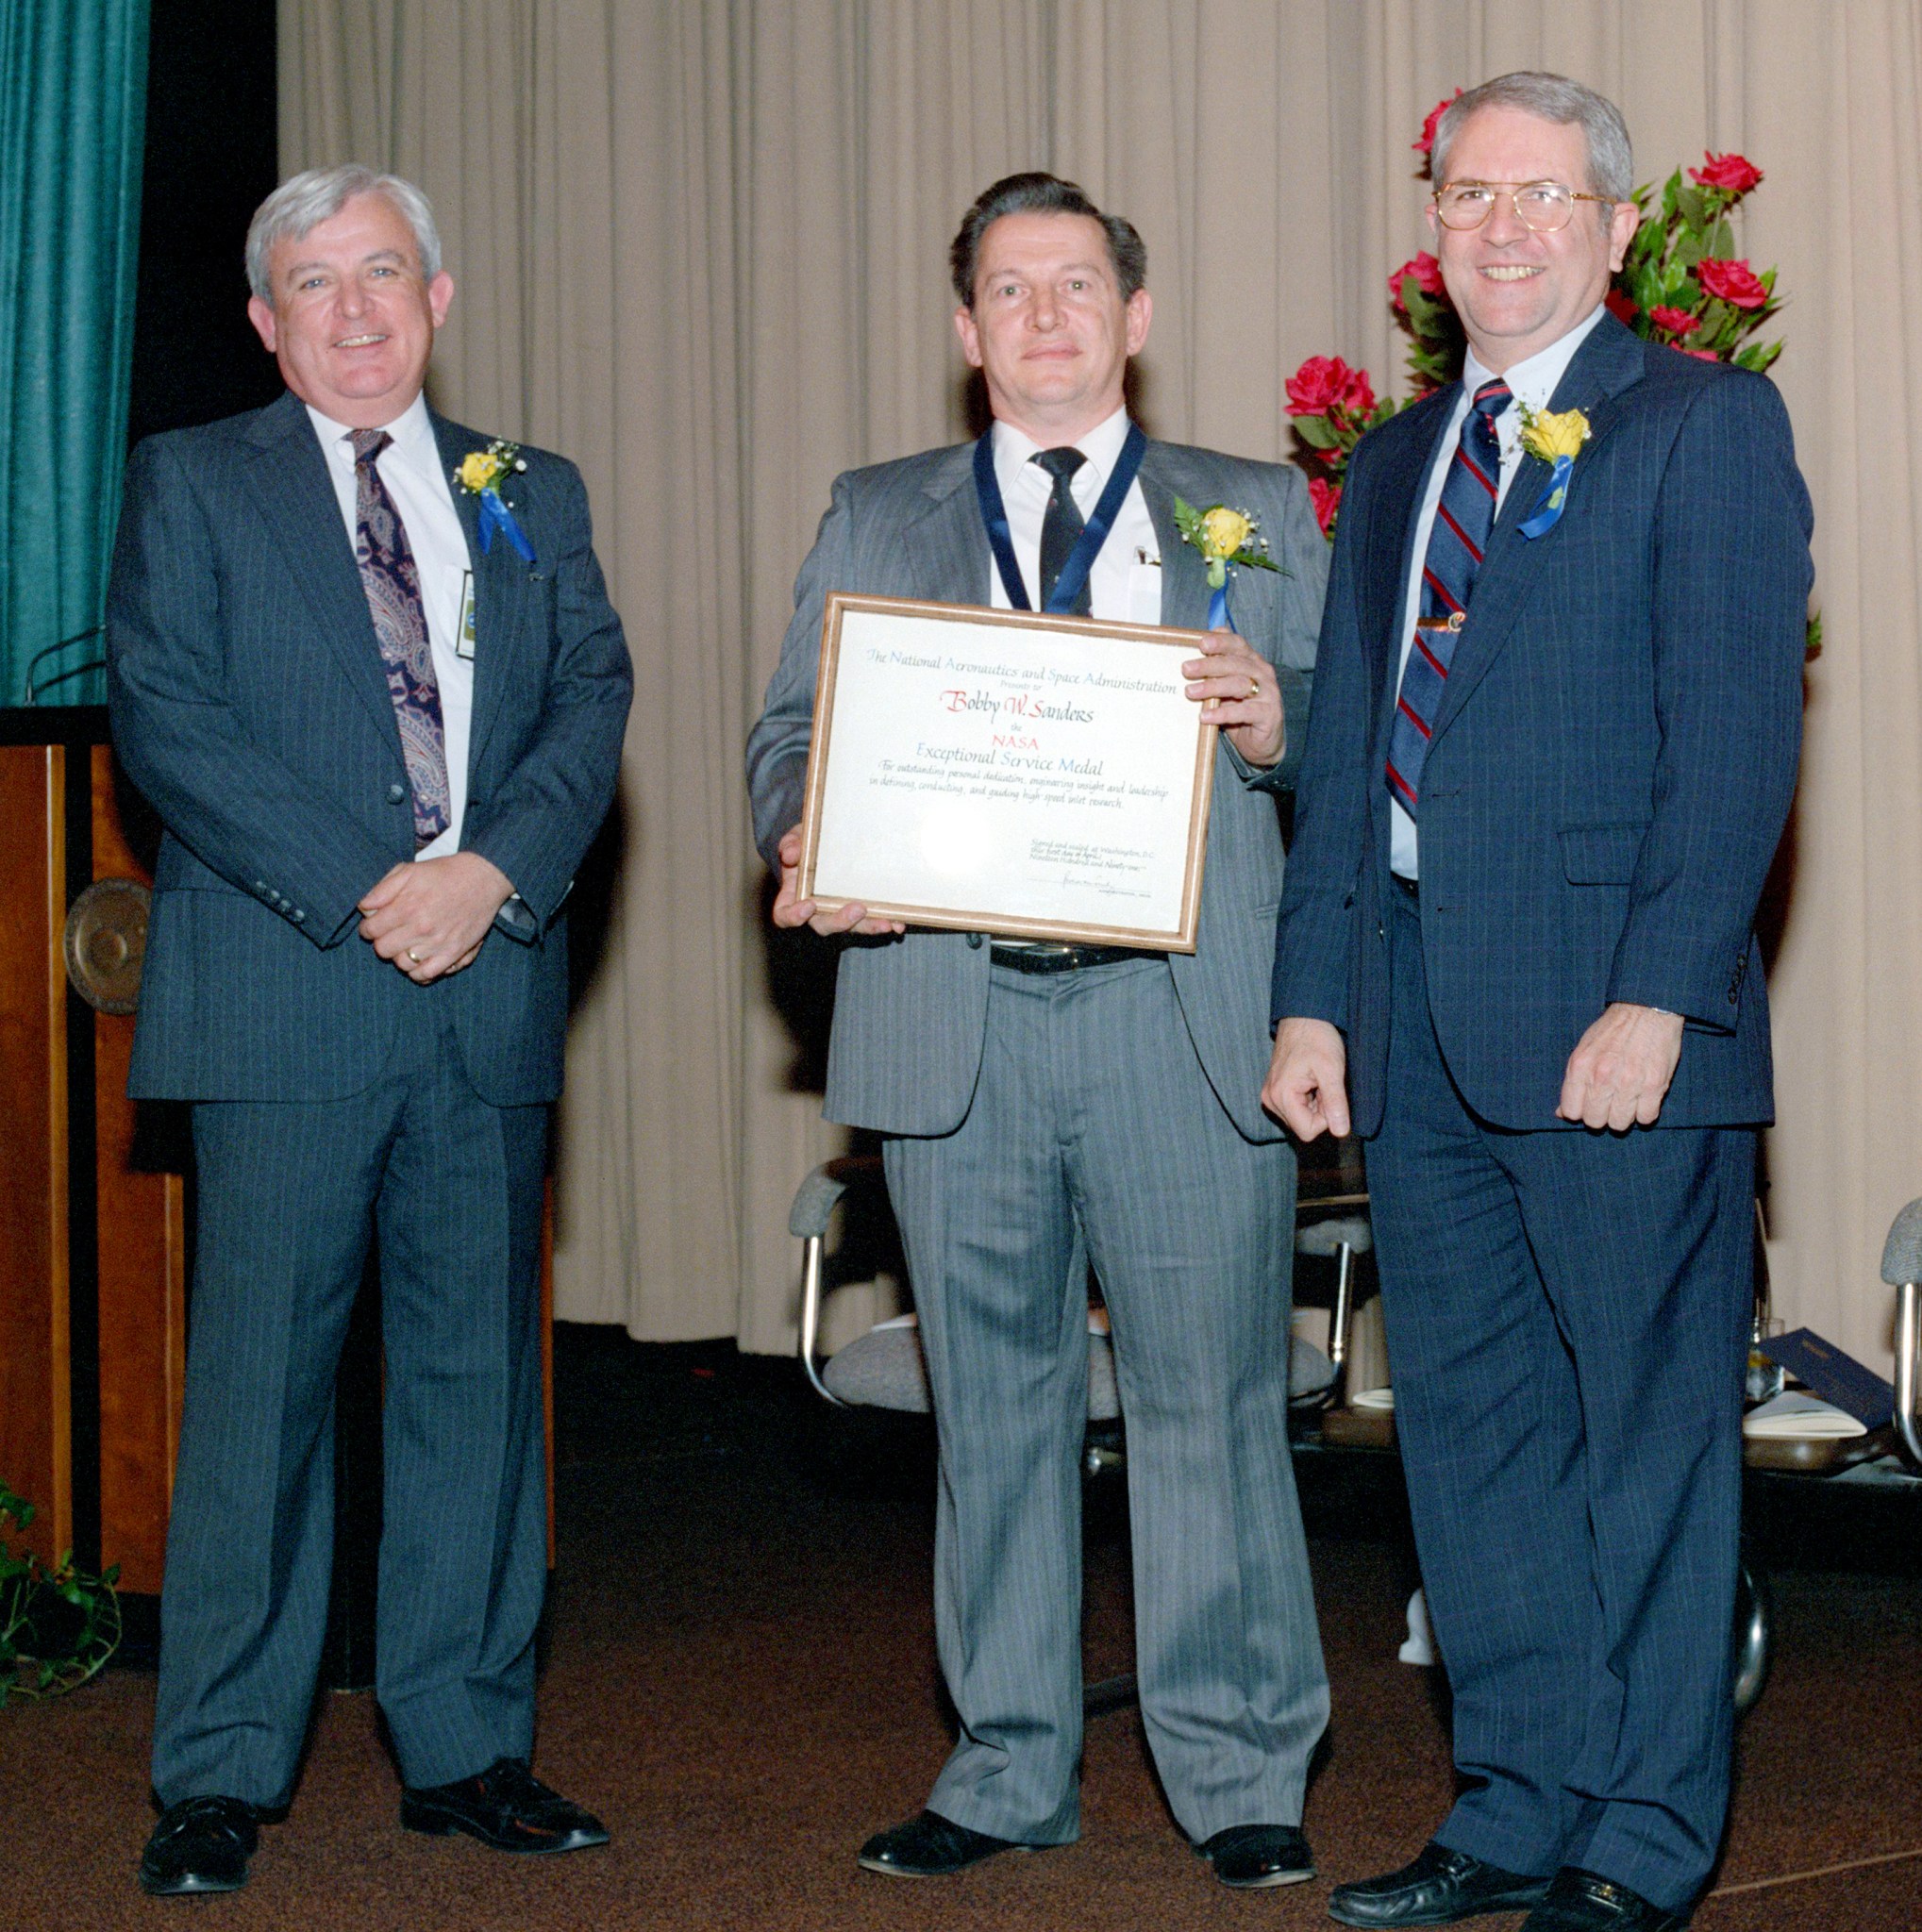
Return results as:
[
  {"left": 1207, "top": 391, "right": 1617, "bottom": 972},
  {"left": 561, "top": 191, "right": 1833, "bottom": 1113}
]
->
[{"left": 456, "top": 570, "right": 477, "bottom": 659}]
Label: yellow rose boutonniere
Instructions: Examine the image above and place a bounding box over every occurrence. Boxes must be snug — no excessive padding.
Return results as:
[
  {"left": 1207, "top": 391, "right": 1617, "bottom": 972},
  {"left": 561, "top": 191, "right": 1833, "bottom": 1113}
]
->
[
  {"left": 1173, "top": 496, "right": 1288, "bottom": 628},
  {"left": 1516, "top": 403, "right": 1591, "bottom": 538}
]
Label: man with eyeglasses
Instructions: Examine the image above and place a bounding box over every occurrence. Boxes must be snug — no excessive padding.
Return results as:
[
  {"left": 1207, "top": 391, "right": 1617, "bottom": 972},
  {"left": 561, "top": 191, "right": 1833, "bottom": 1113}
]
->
[{"left": 1265, "top": 73, "right": 1811, "bottom": 1932}]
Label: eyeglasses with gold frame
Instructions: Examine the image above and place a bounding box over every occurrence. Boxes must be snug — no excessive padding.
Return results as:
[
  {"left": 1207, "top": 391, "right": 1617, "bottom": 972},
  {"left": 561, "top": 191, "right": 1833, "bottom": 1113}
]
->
[{"left": 1432, "top": 180, "right": 1615, "bottom": 233}]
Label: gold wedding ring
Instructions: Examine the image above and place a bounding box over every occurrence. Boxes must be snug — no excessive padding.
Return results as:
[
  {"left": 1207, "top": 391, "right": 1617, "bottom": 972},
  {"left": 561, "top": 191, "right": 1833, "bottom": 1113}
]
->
[
  {"left": 407, "top": 947, "right": 422, "bottom": 963},
  {"left": 1247, "top": 675, "right": 1260, "bottom": 700}
]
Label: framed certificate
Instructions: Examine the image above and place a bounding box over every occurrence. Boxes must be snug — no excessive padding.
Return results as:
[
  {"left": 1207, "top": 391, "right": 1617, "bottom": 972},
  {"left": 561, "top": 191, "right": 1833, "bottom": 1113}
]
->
[{"left": 796, "top": 592, "right": 1219, "bottom": 952}]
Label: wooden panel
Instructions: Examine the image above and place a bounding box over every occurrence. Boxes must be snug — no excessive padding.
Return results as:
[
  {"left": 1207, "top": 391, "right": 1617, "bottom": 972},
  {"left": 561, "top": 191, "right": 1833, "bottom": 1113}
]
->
[
  {"left": 92, "top": 744, "right": 184, "bottom": 1592},
  {"left": 0, "top": 746, "right": 70, "bottom": 1550}
]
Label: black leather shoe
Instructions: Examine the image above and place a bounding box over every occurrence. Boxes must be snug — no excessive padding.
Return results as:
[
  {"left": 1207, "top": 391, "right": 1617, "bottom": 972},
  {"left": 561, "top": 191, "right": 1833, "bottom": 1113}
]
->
[
  {"left": 1329, "top": 1840, "right": 1553, "bottom": 1926},
  {"left": 400, "top": 1757, "right": 609, "bottom": 1855},
  {"left": 857, "top": 1809, "right": 1046, "bottom": 1877},
  {"left": 1519, "top": 1869, "right": 1689, "bottom": 1931},
  {"left": 1197, "top": 1823, "right": 1316, "bottom": 1888},
  {"left": 138, "top": 1796, "right": 261, "bottom": 1896}
]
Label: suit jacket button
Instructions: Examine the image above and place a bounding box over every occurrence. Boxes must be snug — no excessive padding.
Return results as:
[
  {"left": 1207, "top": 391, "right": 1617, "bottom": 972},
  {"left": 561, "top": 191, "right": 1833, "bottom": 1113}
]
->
[
  {"left": 965, "top": 932, "right": 983, "bottom": 949},
  {"left": 387, "top": 782, "right": 407, "bottom": 804}
]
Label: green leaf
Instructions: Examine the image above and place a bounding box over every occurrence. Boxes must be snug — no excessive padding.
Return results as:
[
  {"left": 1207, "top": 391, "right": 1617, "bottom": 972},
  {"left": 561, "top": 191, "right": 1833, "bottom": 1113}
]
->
[
  {"left": 1292, "top": 416, "right": 1339, "bottom": 451},
  {"left": 1676, "top": 185, "right": 1711, "bottom": 230}
]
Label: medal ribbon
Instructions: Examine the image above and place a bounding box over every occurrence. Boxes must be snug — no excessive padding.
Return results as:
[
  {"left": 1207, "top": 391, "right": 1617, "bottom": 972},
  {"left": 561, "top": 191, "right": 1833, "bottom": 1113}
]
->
[{"left": 973, "top": 421, "right": 1147, "bottom": 614}]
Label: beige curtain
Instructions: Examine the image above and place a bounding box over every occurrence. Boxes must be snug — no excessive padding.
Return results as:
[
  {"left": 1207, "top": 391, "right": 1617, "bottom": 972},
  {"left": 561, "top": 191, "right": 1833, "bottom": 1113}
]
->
[{"left": 280, "top": 0, "right": 1922, "bottom": 1377}]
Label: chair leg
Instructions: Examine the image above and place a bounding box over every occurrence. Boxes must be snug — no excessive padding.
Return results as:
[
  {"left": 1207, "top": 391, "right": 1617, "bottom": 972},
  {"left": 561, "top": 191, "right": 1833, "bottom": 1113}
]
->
[
  {"left": 1732, "top": 1552, "right": 1771, "bottom": 1717},
  {"left": 1328, "top": 1241, "right": 1355, "bottom": 1406},
  {"left": 1896, "top": 1280, "right": 1922, "bottom": 1472}
]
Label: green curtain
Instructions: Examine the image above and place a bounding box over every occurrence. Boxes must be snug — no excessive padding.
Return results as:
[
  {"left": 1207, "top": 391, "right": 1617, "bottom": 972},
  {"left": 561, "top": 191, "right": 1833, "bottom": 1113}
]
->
[{"left": 0, "top": 0, "right": 149, "bottom": 708}]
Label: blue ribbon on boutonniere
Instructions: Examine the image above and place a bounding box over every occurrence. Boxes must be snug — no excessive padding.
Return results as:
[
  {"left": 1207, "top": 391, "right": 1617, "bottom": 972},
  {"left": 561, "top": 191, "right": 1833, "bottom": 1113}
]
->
[
  {"left": 1515, "top": 405, "right": 1591, "bottom": 540},
  {"left": 476, "top": 487, "right": 537, "bottom": 565},
  {"left": 454, "top": 440, "right": 539, "bottom": 567}
]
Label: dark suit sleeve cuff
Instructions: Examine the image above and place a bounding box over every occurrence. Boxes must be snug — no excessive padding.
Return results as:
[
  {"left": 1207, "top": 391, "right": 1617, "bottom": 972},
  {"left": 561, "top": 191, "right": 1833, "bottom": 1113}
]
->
[{"left": 492, "top": 892, "right": 542, "bottom": 944}]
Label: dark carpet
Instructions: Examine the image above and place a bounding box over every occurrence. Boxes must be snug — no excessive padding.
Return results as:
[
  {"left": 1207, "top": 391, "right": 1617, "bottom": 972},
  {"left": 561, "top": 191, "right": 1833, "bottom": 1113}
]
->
[{"left": 4, "top": 1327, "right": 1920, "bottom": 1929}]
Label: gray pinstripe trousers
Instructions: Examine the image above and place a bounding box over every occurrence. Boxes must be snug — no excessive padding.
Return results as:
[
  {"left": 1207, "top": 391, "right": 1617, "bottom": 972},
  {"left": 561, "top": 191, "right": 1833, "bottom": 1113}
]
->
[
  {"left": 151, "top": 1002, "right": 550, "bottom": 1807},
  {"left": 882, "top": 956, "right": 1329, "bottom": 1844}
]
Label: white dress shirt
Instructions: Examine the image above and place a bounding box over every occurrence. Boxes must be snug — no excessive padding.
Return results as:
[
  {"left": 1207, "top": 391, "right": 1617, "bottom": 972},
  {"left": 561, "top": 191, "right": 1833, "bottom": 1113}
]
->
[
  {"left": 308, "top": 391, "right": 475, "bottom": 858},
  {"left": 988, "top": 406, "right": 1162, "bottom": 625},
  {"left": 1390, "top": 302, "right": 1606, "bottom": 879}
]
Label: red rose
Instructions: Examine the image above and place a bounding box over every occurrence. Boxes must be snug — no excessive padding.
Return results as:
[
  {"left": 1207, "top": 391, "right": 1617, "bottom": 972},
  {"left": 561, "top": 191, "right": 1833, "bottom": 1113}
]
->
[
  {"left": 1413, "top": 90, "right": 1462, "bottom": 158},
  {"left": 1696, "top": 257, "right": 1768, "bottom": 309},
  {"left": 1680, "top": 347, "right": 1721, "bottom": 361},
  {"left": 1309, "top": 477, "right": 1342, "bottom": 536},
  {"left": 1339, "top": 365, "right": 1377, "bottom": 418},
  {"left": 1689, "top": 152, "right": 1763, "bottom": 194},
  {"left": 1287, "top": 355, "right": 1362, "bottom": 417},
  {"left": 1649, "top": 305, "right": 1698, "bottom": 336},
  {"left": 1386, "top": 251, "right": 1446, "bottom": 313},
  {"left": 1605, "top": 287, "right": 1640, "bottom": 325}
]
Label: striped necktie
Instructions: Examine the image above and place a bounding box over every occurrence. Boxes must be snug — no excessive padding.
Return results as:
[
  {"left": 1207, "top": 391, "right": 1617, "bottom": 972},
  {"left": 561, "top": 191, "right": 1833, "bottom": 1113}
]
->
[
  {"left": 1384, "top": 377, "right": 1512, "bottom": 818},
  {"left": 350, "top": 428, "right": 450, "bottom": 848}
]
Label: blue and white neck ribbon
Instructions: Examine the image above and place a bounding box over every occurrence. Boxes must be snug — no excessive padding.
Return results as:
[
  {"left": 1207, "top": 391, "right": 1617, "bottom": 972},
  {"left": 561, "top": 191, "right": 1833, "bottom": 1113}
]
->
[
  {"left": 974, "top": 421, "right": 1147, "bottom": 614},
  {"left": 1518, "top": 455, "right": 1575, "bottom": 540},
  {"left": 476, "top": 486, "right": 537, "bottom": 564}
]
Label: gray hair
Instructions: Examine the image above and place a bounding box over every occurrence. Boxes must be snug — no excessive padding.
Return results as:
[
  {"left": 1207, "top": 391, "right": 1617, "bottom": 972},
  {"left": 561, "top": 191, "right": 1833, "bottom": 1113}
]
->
[
  {"left": 245, "top": 165, "right": 443, "bottom": 305},
  {"left": 1431, "top": 72, "right": 1633, "bottom": 208},
  {"left": 950, "top": 172, "right": 1147, "bottom": 308}
]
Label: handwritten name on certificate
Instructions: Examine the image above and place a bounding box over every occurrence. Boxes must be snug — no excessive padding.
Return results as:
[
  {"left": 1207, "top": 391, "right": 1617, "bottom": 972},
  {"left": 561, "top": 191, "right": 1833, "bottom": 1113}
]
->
[{"left": 798, "top": 594, "right": 1216, "bottom": 951}]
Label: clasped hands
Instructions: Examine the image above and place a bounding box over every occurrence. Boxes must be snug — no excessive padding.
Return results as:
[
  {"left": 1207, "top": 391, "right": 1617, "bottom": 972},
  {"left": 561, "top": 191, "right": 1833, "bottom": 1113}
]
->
[
  {"left": 359, "top": 850, "right": 515, "bottom": 983},
  {"left": 1262, "top": 1002, "right": 1685, "bottom": 1140},
  {"left": 771, "top": 626, "right": 1281, "bottom": 939}
]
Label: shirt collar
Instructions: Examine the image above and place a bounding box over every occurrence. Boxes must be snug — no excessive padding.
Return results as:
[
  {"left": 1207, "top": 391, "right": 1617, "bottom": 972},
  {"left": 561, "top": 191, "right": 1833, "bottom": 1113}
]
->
[
  {"left": 1462, "top": 301, "right": 1607, "bottom": 419},
  {"left": 992, "top": 403, "right": 1132, "bottom": 500},
  {"left": 306, "top": 389, "right": 439, "bottom": 480}
]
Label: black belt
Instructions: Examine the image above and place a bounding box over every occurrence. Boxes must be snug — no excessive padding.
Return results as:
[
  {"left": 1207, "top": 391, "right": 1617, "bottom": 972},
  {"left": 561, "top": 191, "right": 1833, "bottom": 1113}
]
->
[
  {"left": 1391, "top": 873, "right": 1420, "bottom": 902},
  {"left": 989, "top": 942, "right": 1162, "bottom": 974}
]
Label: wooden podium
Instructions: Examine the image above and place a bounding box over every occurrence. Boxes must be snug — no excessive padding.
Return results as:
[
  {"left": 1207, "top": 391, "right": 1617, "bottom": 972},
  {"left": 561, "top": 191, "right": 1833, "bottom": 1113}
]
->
[
  {"left": 0, "top": 708, "right": 556, "bottom": 1682},
  {"left": 0, "top": 707, "right": 184, "bottom": 1597}
]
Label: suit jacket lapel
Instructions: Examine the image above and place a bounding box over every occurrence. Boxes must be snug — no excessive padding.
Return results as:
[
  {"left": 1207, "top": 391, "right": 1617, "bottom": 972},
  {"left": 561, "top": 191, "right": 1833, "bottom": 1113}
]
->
[
  {"left": 899, "top": 441, "right": 992, "bottom": 605},
  {"left": 1135, "top": 446, "right": 1211, "bottom": 632},
  {"left": 243, "top": 391, "right": 400, "bottom": 754},
  {"left": 432, "top": 410, "right": 531, "bottom": 778},
  {"left": 1427, "top": 313, "right": 1646, "bottom": 745},
  {"left": 1367, "top": 392, "right": 1454, "bottom": 746}
]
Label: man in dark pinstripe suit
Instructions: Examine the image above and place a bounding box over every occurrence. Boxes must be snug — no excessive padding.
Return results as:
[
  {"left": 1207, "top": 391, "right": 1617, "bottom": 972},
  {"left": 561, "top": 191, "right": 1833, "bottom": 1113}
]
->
[
  {"left": 749, "top": 174, "right": 1329, "bottom": 1889},
  {"left": 1266, "top": 76, "right": 1811, "bottom": 1932},
  {"left": 109, "top": 166, "right": 630, "bottom": 1895}
]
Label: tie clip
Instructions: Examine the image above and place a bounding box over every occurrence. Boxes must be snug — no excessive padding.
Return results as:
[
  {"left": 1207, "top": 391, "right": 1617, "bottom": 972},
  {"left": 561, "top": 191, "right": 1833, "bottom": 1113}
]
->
[{"left": 1416, "top": 613, "right": 1466, "bottom": 634}]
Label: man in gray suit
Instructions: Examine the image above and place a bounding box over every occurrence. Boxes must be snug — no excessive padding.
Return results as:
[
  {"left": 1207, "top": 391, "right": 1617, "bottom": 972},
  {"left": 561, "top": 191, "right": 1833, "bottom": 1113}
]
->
[
  {"left": 747, "top": 172, "right": 1329, "bottom": 1887},
  {"left": 109, "top": 166, "right": 631, "bottom": 1895}
]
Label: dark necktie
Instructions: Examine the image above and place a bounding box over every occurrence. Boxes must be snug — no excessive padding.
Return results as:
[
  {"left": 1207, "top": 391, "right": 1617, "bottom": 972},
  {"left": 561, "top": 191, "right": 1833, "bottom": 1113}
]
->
[
  {"left": 1034, "top": 445, "right": 1092, "bottom": 615},
  {"left": 1384, "top": 378, "right": 1512, "bottom": 818},
  {"left": 350, "top": 428, "right": 449, "bottom": 848}
]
